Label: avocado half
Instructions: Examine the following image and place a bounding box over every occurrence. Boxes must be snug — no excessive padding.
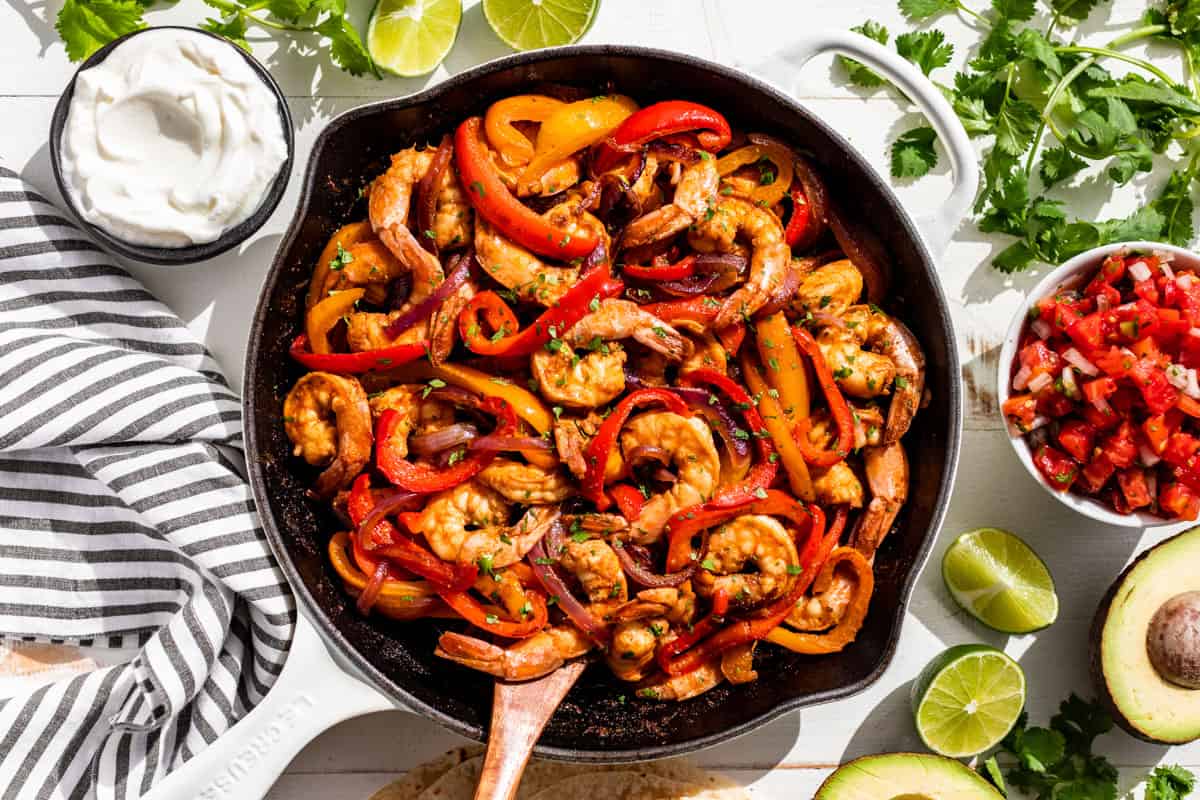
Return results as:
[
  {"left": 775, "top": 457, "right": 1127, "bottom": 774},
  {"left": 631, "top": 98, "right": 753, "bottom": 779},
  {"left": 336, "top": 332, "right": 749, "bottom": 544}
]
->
[
  {"left": 815, "top": 753, "right": 1004, "bottom": 799},
  {"left": 1090, "top": 527, "right": 1200, "bottom": 744}
]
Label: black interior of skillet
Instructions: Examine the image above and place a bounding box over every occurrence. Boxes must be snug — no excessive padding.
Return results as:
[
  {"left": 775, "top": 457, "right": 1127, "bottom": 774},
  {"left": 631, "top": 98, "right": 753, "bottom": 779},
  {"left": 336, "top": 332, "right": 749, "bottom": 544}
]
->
[{"left": 245, "top": 47, "right": 960, "bottom": 761}]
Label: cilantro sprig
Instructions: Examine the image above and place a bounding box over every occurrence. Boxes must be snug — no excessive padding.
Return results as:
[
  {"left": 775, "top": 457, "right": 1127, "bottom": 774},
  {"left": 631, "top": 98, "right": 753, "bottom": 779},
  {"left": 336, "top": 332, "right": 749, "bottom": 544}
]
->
[
  {"left": 841, "top": 0, "right": 1200, "bottom": 272},
  {"left": 56, "top": 0, "right": 379, "bottom": 77}
]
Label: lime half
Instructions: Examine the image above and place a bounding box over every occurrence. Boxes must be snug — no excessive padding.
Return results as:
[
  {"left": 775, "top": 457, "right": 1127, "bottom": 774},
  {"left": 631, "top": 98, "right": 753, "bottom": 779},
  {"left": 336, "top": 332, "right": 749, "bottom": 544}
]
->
[
  {"left": 942, "top": 527, "right": 1059, "bottom": 634},
  {"left": 368, "top": 0, "right": 463, "bottom": 77},
  {"left": 482, "top": 0, "right": 598, "bottom": 50},
  {"left": 912, "top": 644, "right": 1026, "bottom": 758}
]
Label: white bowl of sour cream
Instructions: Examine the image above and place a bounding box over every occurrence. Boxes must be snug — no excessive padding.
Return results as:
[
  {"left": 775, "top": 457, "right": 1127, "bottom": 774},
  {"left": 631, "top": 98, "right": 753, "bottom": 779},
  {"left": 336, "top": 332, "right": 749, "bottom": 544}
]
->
[{"left": 50, "top": 26, "right": 293, "bottom": 264}]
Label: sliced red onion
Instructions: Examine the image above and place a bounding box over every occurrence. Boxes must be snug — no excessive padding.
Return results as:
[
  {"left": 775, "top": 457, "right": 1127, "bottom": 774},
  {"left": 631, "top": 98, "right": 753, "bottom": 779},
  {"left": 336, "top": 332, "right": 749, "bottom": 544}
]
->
[
  {"left": 1012, "top": 364, "right": 1034, "bottom": 391},
  {"left": 1155, "top": 249, "right": 1176, "bottom": 264},
  {"left": 647, "top": 140, "right": 700, "bottom": 165},
  {"left": 1030, "top": 318, "right": 1053, "bottom": 340},
  {"left": 791, "top": 156, "right": 829, "bottom": 251},
  {"left": 669, "top": 385, "right": 713, "bottom": 405},
  {"left": 357, "top": 562, "right": 389, "bottom": 615},
  {"left": 810, "top": 311, "right": 847, "bottom": 329},
  {"left": 1140, "top": 444, "right": 1162, "bottom": 467},
  {"left": 383, "top": 250, "right": 472, "bottom": 339},
  {"left": 1028, "top": 371, "right": 1053, "bottom": 394},
  {"left": 827, "top": 199, "right": 889, "bottom": 303},
  {"left": 626, "top": 445, "right": 670, "bottom": 467},
  {"left": 469, "top": 434, "right": 554, "bottom": 455},
  {"left": 657, "top": 271, "right": 721, "bottom": 297},
  {"left": 1128, "top": 260, "right": 1153, "bottom": 282},
  {"left": 529, "top": 535, "right": 608, "bottom": 644},
  {"left": 409, "top": 423, "right": 479, "bottom": 458},
  {"left": 652, "top": 467, "right": 677, "bottom": 484},
  {"left": 1063, "top": 347, "right": 1099, "bottom": 377},
  {"left": 415, "top": 134, "right": 453, "bottom": 255},
  {"left": 357, "top": 489, "right": 423, "bottom": 550},
  {"left": 1060, "top": 366, "right": 1079, "bottom": 399},
  {"left": 755, "top": 264, "right": 803, "bottom": 319},
  {"left": 614, "top": 540, "right": 693, "bottom": 588}
]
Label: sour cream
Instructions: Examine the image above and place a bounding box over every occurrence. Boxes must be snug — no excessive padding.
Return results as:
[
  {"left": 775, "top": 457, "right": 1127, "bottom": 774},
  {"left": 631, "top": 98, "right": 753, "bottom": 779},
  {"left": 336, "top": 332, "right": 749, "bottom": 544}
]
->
[{"left": 60, "top": 29, "right": 288, "bottom": 248}]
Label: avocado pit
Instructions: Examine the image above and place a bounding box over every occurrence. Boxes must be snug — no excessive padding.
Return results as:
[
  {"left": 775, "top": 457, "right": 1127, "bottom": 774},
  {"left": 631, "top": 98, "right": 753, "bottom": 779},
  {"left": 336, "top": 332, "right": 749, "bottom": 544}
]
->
[{"left": 1147, "top": 591, "right": 1200, "bottom": 689}]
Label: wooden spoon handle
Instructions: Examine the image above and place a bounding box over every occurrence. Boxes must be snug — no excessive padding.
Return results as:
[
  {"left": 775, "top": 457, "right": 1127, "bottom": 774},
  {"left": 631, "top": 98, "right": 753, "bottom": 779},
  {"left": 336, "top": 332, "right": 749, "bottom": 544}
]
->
[{"left": 473, "top": 661, "right": 587, "bottom": 800}]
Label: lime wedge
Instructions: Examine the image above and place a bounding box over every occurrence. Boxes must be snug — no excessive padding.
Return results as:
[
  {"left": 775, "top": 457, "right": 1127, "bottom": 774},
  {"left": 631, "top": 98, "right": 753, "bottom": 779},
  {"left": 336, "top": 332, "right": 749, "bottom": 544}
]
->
[
  {"left": 367, "top": 0, "right": 463, "bottom": 77},
  {"left": 912, "top": 644, "right": 1026, "bottom": 758},
  {"left": 482, "top": 0, "right": 598, "bottom": 51},
  {"left": 942, "top": 527, "right": 1059, "bottom": 634}
]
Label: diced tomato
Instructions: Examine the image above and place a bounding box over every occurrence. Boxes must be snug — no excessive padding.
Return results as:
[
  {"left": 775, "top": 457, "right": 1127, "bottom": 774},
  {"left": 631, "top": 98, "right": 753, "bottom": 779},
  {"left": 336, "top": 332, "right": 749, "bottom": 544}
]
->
[
  {"left": 1158, "top": 273, "right": 1179, "bottom": 308},
  {"left": 1003, "top": 394, "right": 1038, "bottom": 431},
  {"left": 1100, "top": 421, "right": 1138, "bottom": 469},
  {"left": 1033, "top": 444, "right": 1078, "bottom": 492},
  {"left": 1036, "top": 389, "right": 1074, "bottom": 418},
  {"left": 1113, "top": 300, "right": 1160, "bottom": 342},
  {"left": 1081, "top": 404, "right": 1120, "bottom": 430},
  {"left": 1116, "top": 468, "right": 1152, "bottom": 509},
  {"left": 1127, "top": 358, "right": 1179, "bottom": 414},
  {"left": 1092, "top": 346, "right": 1134, "bottom": 378},
  {"left": 1142, "top": 411, "right": 1181, "bottom": 454},
  {"left": 1077, "top": 452, "right": 1116, "bottom": 494},
  {"left": 1155, "top": 308, "right": 1189, "bottom": 344},
  {"left": 1134, "top": 278, "right": 1160, "bottom": 306},
  {"left": 1097, "top": 253, "right": 1126, "bottom": 284},
  {"left": 1082, "top": 377, "right": 1117, "bottom": 406},
  {"left": 1067, "top": 312, "right": 1106, "bottom": 351},
  {"left": 1179, "top": 395, "right": 1200, "bottom": 419},
  {"left": 1129, "top": 335, "right": 1165, "bottom": 365},
  {"left": 1163, "top": 432, "right": 1200, "bottom": 467},
  {"left": 1019, "top": 340, "right": 1062, "bottom": 378},
  {"left": 1160, "top": 481, "right": 1200, "bottom": 520},
  {"left": 1057, "top": 419, "right": 1095, "bottom": 463}
]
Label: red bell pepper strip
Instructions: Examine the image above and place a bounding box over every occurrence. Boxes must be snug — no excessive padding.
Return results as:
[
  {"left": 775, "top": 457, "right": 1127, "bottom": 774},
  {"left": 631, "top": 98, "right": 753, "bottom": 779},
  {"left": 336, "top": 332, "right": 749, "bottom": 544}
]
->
[
  {"left": 594, "top": 101, "right": 733, "bottom": 172},
  {"left": 655, "top": 588, "right": 731, "bottom": 674},
  {"left": 662, "top": 505, "right": 845, "bottom": 676},
  {"left": 346, "top": 474, "right": 475, "bottom": 590},
  {"left": 458, "top": 267, "right": 624, "bottom": 357},
  {"left": 288, "top": 334, "right": 428, "bottom": 374},
  {"left": 679, "top": 368, "right": 777, "bottom": 508},
  {"left": 642, "top": 296, "right": 747, "bottom": 354},
  {"left": 665, "top": 490, "right": 816, "bottom": 574},
  {"left": 376, "top": 395, "right": 518, "bottom": 493},
  {"left": 438, "top": 586, "right": 549, "bottom": 638},
  {"left": 623, "top": 256, "right": 696, "bottom": 282},
  {"left": 582, "top": 388, "right": 690, "bottom": 510},
  {"left": 455, "top": 116, "right": 597, "bottom": 260},
  {"left": 791, "top": 326, "right": 855, "bottom": 467},
  {"left": 609, "top": 484, "right": 646, "bottom": 522},
  {"left": 784, "top": 184, "right": 811, "bottom": 248}
]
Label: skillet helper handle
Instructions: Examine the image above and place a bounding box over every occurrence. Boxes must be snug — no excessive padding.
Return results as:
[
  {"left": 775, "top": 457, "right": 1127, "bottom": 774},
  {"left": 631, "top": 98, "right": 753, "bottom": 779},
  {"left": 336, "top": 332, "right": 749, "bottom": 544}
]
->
[
  {"left": 474, "top": 661, "right": 587, "bottom": 800},
  {"left": 749, "top": 30, "right": 979, "bottom": 259},
  {"left": 144, "top": 614, "right": 395, "bottom": 800}
]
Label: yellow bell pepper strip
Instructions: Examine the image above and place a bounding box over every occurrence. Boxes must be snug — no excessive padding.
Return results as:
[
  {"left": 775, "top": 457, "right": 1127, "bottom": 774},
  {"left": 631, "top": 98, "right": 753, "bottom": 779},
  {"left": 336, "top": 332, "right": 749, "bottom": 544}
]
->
[
  {"left": 456, "top": 116, "right": 598, "bottom": 260},
  {"left": 289, "top": 334, "right": 428, "bottom": 374},
  {"left": 739, "top": 351, "right": 814, "bottom": 501},
  {"left": 306, "top": 288, "right": 365, "bottom": 355},
  {"left": 384, "top": 361, "right": 554, "bottom": 434},
  {"left": 307, "top": 220, "right": 373, "bottom": 310},
  {"left": 484, "top": 94, "right": 566, "bottom": 167},
  {"left": 765, "top": 546, "right": 874, "bottom": 654},
  {"left": 715, "top": 136, "right": 795, "bottom": 208},
  {"left": 518, "top": 95, "right": 639, "bottom": 186},
  {"left": 755, "top": 312, "right": 810, "bottom": 420}
]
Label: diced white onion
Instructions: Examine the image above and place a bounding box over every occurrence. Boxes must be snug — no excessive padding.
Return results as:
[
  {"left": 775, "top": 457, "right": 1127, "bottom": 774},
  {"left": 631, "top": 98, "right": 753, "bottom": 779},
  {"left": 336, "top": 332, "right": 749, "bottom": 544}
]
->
[
  {"left": 1061, "top": 366, "right": 1079, "bottom": 399},
  {"left": 1187, "top": 368, "right": 1200, "bottom": 400},
  {"left": 1129, "top": 260, "right": 1152, "bottom": 282},
  {"left": 1013, "top": 364, "right": 1033, "bottom": 391},
  {"left": 1154, "top": 249, "right": 1175, "bottom": 264},
  {"left": 1028, "top": 372, "right": 1054, "bottom": 394},
  {"left": 1161, "top": 262, "right": 1176, "bottom": 281},
  {"left": 1092, "top": 394, "right": 1113, "bottom": 416},
  {"left": 1031, "top": 318, "right": 1053, "bottom": 340},
  {"left": 1146, "top": 471, "right": 1158, "bottom": 504},
  {"left": 1063, "top": 347, "right": 1099, "bottom": 377},
  {"left": 1027, "top": 415, "right": 1051, "bottom": 434},
  {"left": 1140, "top": 444, "right": 1162, "bottom": 467},
  {"left": 1180, "top": 273, "right": 1196, "bottom": 290},
  {"left": 1096, "top": 293, "right": 1112, "bottom": 311},
  {"left": 1166, "top": 363, "right": 1189, "bottom": 391}
]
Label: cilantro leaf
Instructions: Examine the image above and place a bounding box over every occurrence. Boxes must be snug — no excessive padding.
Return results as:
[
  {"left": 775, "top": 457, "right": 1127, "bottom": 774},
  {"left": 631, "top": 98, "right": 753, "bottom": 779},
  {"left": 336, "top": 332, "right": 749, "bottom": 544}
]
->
[
  {"left": 1107, "top": 136, "right": 1153, "bottom": 185},
  {"left": 1050, "top": 0, "right": 1107, "bottom": 22},
  {"left": 895, "top": 29, "right": 954, "bottom": 76},
  {"left": 993, "top": 240, "right": 1036, "bottom": 272},
  {"left": 1016, "top": 28, "right": 1062, "bottom": 78},
  {"left": 1039, "top": 146, "right": 1087, "bottom": 187},
  {"left": 891, "top": 126, "right": 939, "bottom": 178},
  {"left": 266, "top": 0, "right": 315, "bottom": 22},
  {"left": 201, "top": 12, "right": 250, "bottom": 50},
  {"left": 993, "top": 0, "right": 1036, "bottom": 21},
  {"left": 316, "top": 14, "right": 378, "bottom": 78},
  {"left": 1145, "top": 765, "right": 1196, "bottom": 800},
  {"left": 56, "top": 0, "right": 146, "bottom": 61},
  {"left": 1155, "top": 168, "right": 1198, "bottom": 247},
  {"left": 954, "top": 95, "right": 993, "bottom": 135},
  {"left": 839, "top": 21, "right": 889, "bottom": 88},
  {"left": 899, "top": 0, "right": 957, "bottom": 19},
  {"left": 1089, "top": 77, "right": 1200, "bottom": 115},
  {"left": 994, "top": 98, "right": 1040, "bottom": 156}
]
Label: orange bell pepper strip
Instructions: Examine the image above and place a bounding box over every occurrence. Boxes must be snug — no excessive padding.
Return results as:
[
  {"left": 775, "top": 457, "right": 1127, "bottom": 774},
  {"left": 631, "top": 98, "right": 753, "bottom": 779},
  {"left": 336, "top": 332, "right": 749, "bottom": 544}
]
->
[
  {"left": 755, "top": 312, "right": 810, "bottom": 420},
  {"left": 383, "top": 361, "right": 554, "bottom": 434},
  {"left": 765, "top": 546, "right": 874, "bottom": 655},
  {"left": 306, "top": 288, "right": 364, "bottom": 355},
  {"left": 715, "top": 137, "right": 794, "bottom": 208},
  {"left": 583, "top": 388, "right": 690, "bottom": 510},
  {"left": 456, "top": 116, "right": 598, "bottom": 260},
  {"left": 739, "top": 352, "right": 814, "bottom": 501},
  {"left": 307, "top": 220, "right": 373, "bottom": 310},
  {"left": 519, "top": 95, "right": 638, "bottom": 186},
  {"left": 438, "top": 586, "right": 549, "bottom": 638},
  {"left": 484, "top": 94, "right": 566, "bottom": 167},
  {"left": 791, "top": 326, "right": 854, "bottom": 467}
]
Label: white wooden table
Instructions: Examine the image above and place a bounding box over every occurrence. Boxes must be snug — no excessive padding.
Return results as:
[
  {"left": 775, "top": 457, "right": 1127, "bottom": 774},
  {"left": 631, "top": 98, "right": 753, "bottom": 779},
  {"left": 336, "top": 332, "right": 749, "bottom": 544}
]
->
[{"left": 2, "top": 0, "right": 1199, "bottom": 796}]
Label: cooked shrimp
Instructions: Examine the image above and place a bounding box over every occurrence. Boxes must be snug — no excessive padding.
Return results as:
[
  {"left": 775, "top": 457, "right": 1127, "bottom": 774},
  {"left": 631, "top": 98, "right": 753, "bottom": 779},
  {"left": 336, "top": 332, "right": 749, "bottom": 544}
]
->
[
  {"left": 558, "top": 538, "right": 628, "bottom": 604},
  {"left": 786, "top": 552, "right": 865, "bottom": 632},
  {"left": 693, "top": 515, "right": 800, "bottom": 609},
  {"left": 432, "top": 165, "right": 472, "bottom": 251},
  {"left": 849, "top": 441, "right": 908, "bottom": 558},
  {"left": 553, "top": 412, "right": 606, "bottom": 478},
  {"left": 619, "top": 411, "right": 720, "bottom": 543},
  {"left": 283, "top": 372, "right": 372, "bottom": 497},
  {"left": 368, "top": 147, "right": 445, "bottom": 308},
  {"left": 531, "top": 299, "right": 692, "bottom": 408},
  {"left": 477, "top": 458, "right": 574, "bottom": 504},
  {"left": 427, "top": 278, "right": 477, "bottom": 365},
  {"left": 607, "top": 617, "right": 668, "bottom": 682},
  {"left": 791, "top": 258, "right": 863, "bottom": 317},
  {"left": 366, "top": 385, "right": 453, "bottom": 458},
  {"left": 459, "top": 505, "right": 560, "bottom": 570},
  {"left": 680, "top": 331, "right": 727, "bottom": 374},
  {"left": 317, "top": 240, "right": 405, "bottom": 306},
  {"left": 689, "top": 198, "right": 788, "bottom": 328},
  {"left": 345, "top": 312, "right": 427, "bottom": 353},
  {"left": 610, "top": 588, "right": 681, "bottom": 622},
  {"left": 637, "top": 659, "right": 723, "bottom": 701},
  {"left": 811, "top": 461, "right": 865, "bottom": 508},
  {"left": 415, "top": 481, "right": 557, "bottom": 568},
  {"left": 620, "top": 158, "right": 719, "bottom": 250},
  {"left": 435, "top": 625, "right": 592, "bottom": 681}
]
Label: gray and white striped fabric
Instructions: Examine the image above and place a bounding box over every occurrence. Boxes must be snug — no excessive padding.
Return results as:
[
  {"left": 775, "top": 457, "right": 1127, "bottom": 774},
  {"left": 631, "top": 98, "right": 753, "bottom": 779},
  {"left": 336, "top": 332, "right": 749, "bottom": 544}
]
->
[{"left": 0, "top": 166, "right": 295, "bottom": 799}]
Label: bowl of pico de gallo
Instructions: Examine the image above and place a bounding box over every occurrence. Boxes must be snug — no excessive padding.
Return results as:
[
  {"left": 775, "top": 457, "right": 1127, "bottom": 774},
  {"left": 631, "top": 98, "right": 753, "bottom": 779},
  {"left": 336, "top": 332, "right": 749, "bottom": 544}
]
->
[{"left": 999, "top": 242, "right": 1200, "bottom": 527}]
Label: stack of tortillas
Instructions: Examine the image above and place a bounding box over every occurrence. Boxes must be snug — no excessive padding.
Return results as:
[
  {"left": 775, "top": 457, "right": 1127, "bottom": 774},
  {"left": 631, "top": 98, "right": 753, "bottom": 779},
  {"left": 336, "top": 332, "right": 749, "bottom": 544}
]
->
[{"left": 369, "top": 746, "right": 753, "bottom": 800}]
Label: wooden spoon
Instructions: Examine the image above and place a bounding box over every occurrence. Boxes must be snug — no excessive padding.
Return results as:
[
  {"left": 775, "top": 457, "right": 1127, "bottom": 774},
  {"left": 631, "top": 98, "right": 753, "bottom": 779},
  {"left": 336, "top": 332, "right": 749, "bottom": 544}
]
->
[{"left": 473, "top": 661, "right": 588, "bottom": 800}]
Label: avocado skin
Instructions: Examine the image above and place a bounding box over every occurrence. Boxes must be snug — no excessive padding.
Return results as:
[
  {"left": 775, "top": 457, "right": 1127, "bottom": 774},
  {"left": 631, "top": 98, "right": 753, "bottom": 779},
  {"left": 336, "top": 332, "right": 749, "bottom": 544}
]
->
[
  {"left": 815, "top": 752, "right": 1004, "bottom": 799},
  {"left": 1089, "top": 528, "right": 1200, "bottom": 744}
]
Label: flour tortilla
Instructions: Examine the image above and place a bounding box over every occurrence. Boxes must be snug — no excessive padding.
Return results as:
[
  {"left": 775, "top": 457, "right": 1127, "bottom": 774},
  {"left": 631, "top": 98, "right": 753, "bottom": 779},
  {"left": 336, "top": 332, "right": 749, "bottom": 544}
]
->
[
  {"left": 369, "top": 745, "right": 483, "bottom": 800},
  {"left": 404, "top": 752, "right": 748, "bottom": 800}
]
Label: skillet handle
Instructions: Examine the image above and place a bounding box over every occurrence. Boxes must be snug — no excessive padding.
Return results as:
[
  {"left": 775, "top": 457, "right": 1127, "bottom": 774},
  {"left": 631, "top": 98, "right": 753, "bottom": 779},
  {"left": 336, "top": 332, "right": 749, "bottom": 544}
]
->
[
  {"left": 143, "top": 614, "right": 396, "bottom": 800},
  {"left": 746, "top": 30, "right": 979, "bottom": 259}
]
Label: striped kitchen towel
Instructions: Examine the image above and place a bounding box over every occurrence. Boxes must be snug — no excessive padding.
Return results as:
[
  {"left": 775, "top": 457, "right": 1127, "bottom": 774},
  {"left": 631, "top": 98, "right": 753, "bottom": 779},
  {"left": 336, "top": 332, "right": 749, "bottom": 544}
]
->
[{"left": 0, "top": 166, "right": 295, "bottom": 798}]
